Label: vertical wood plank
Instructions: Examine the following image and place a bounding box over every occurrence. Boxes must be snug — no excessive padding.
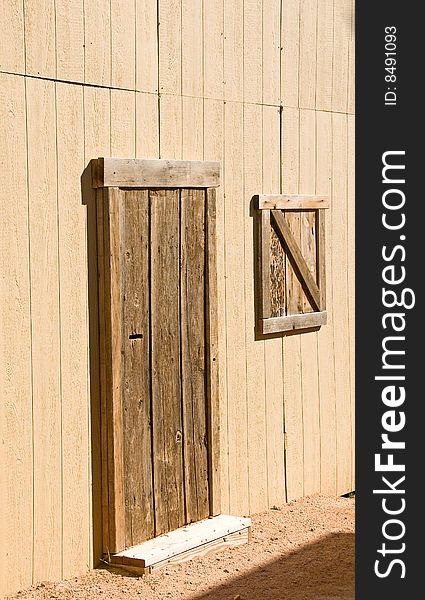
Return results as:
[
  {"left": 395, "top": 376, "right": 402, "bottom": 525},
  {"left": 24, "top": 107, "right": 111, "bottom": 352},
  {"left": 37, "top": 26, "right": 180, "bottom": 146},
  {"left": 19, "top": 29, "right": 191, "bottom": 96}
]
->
[
  {"left": 299, "top": 110, "right": 317, "bottom": 313},
  {"left": 24, "top": 0, "right": 56, "bottom": 78},
  {"left": 0, "top": 72, "right": 32, "bottom": 598},
  {"left": 0, "top": 0, "right": 25, "bottom": 72},
  {"left": 243, "top": 0, "right": 263, "bottom": 104},
  {"left": 84, "top": 0, "right": 111, "bottom": 86},
  {"left": 111, "top": 0, "right": 136, "bottom": 89},
  {"left": 111, "top": 89, "right": 136, "bottom": 156},
  {"left": 316, "top": 109, "right": 336, "bottom": 496},
  {"left": 281, "top": 106, "right": 303, "bottom": 501},
  {"left": 224, "top": 0, "right": 243, "bottom": 102},
  {"left": 56, "top": 82, "right": 90, "bottom": 576},
  {"left": 332, "top": 0, "right": 350, "bottom": 113},
  {"left": 243, "top": 102, "right": 268, "bottom": 514},
  {"left": 262, "top": 0, "right": 281, "bottom": 106},
  {"left": 181, "top": 189, "right": 209, "bottom": 523},
  {"left": 263, "top": 105, "right": 285, "bottom": 507},
  {"left": 159, "top": 0, "right": 182, "bottom": 94},
  {"left": 283, "top": 108, "right": 303, "bottom": 316},
  {"left": 270, "top": 221, "right": 286, "bottom": 317},
  {"left": 26, "top": 77, "right": 62, "bottom": 581},
  {"left": 96, "top": 189, "right": 110, "bottom": 554},
  {"left": 84, "top": 85, "right": 111, "bottom": 565},
  {"left": 203, "top": 99, "right": 228, "bottom": 512},
  {"left": 299, "top": 108, "right": 320, "bottom": 496},
  {"left": 224, "top": 101, "right": 248, "bottom": 515},
  {"left": 150, "top": 189, "right": 185, "bottom": 534},
  {"left": 332, "top": 112, "right": 352, "bottom": 495},
  {"left": 136, "top": 0, "right": 158, "bottom": 93},
  {"left": 55, "top": 0, "right": 84, "bottom": 81},
  {"left": 182, "top": 0, "right": 203, "bottom": 97},
  {"left": 347, "top": 114, "right": 355, "bottom": 492},
  {"left": 281, "top": 0, "right": 300, "bottom": 108},
  {"left": 182, "top": 96, "right": 204, "bottom": 160},
  {"left": 299, "top": 0, "right": 318, "bottom": 110},
  {"left": 206, "top": 188, "right": 221, "bottom": 516},
  {"left": 203, "top": 0, "right": 224, "bottom": 99},
  {"left": 100, "top": 188, "right": 126, "bottom": 553},
  {"left": 316, "top": 0, "right": 334, "bottom": 111},
  {"left": 136, "top": 92, "right": 160, "bottom": 158},
  {"left": 159, "top": 94, "right": 183, "bottom": 159},
  {"left": 347, "top": 0, "right": 355, "bottom": 114},
  {"left": 121, "top": 190, "right": 154, "bottom": 546}
]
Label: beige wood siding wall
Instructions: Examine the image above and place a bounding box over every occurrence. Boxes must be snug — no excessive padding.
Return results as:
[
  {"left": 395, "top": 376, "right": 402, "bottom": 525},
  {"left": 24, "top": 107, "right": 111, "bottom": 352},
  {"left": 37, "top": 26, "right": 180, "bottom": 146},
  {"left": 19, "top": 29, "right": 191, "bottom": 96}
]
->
[{"left": 0, "top": 0, "right": 354, "bottom": 595}]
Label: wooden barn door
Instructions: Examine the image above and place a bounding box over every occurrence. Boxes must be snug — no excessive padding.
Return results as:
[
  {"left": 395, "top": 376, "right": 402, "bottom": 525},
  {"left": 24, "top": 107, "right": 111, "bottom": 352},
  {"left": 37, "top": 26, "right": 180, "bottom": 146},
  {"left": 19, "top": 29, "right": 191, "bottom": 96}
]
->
[{"left": 94, "top": 160, "right": 219, "bottom": 555}]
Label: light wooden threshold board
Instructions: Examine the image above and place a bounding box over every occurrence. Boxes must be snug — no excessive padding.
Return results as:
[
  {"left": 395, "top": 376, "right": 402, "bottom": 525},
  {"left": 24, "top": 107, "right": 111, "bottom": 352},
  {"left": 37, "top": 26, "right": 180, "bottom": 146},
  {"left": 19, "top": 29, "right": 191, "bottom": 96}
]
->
[{"left": 110, "top": 515, "right": 251, "bottom": 574}]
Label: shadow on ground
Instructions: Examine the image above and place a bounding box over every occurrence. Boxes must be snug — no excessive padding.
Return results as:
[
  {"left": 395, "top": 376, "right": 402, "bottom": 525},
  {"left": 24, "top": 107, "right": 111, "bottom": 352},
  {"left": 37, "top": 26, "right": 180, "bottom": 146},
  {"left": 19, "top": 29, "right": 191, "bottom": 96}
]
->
[{"left": 192, "top": 532, "right": 354, "bottom": 600}]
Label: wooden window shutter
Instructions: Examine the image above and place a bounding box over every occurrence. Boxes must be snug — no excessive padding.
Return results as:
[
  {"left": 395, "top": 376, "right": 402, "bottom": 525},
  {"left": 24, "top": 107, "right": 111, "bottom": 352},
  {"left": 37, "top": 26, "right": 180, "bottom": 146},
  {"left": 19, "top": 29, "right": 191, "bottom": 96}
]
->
[{"left": 256, "top": 194, "right": 329, "bottom": 335}]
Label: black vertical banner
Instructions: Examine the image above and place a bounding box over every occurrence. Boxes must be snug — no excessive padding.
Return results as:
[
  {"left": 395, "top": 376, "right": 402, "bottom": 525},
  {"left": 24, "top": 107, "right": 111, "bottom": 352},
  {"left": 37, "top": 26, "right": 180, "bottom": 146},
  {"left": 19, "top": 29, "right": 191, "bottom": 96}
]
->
[{"left": 356, "top": 3, "right": 423, "bottom": 598}]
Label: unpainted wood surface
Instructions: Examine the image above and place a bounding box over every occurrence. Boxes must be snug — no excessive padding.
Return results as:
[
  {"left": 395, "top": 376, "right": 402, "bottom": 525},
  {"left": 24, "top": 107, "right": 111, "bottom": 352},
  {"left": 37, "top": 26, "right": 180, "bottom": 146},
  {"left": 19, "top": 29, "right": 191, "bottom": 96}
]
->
[
  {"left": 181, "top": 189, "right": 210, "bottom": 524},
  {"left": 150, "top": 189, "right": 185, "bottom": 535},
  {"left": 93, "top": 158, "right": 220, "bottom": 189},
  {"left": 121, "top": 190, "right": 154, "bottom": 547},
  {"left": 258, "top": 195, "right": 329, "bottom": 210}
]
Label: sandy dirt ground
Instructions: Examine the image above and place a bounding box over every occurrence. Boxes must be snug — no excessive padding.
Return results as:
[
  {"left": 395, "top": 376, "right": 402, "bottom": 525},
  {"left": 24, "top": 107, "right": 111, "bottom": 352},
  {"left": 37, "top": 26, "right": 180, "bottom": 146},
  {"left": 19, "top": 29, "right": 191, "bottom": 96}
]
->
[{"left": 8, "top": 495, "right": 354, "bottom": 600}]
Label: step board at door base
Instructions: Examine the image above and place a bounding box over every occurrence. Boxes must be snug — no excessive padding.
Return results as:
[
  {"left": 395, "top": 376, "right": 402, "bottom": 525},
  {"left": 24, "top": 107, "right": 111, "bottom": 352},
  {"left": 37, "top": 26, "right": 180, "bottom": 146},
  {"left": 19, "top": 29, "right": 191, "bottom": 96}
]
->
[{"left": 110, "top": 515, "right": 251, "bottom": 573}]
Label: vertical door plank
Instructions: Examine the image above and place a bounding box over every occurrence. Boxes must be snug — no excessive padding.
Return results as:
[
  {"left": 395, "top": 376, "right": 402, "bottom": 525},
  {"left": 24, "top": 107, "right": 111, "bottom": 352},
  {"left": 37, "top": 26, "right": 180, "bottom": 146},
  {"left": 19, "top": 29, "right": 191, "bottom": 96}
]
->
[
  {"left": 56, "top": 82, "right": 90, "bottom": 576},
  {"left": 263, "top": 105, "right": 285, "bottom": 508},
  {"left": 281, "top": 106, "right": 303, "bottom": 501},
  {"left": 101, "top": 188, "right": 126, "bottom": 553},
  {"left": 0, "top": 73, "right": 32, "bottom": 598},
  {"left": 181, "top": 189, "right": 209, "bottom": 523},
  {"left": 26, "top": 77, "right": 62, "bottom": 581},
  {"left": 206, "top": 188, "right": 221, "bottom": 517},
  {"left": 121, "top": 190, "right": 154, "bottom": 546},
  {"left": 150, "top": 189, "right": 185, "bottom": 535},
  {"left": 316, "top": 110, "right": 336, "bottom": 496}
]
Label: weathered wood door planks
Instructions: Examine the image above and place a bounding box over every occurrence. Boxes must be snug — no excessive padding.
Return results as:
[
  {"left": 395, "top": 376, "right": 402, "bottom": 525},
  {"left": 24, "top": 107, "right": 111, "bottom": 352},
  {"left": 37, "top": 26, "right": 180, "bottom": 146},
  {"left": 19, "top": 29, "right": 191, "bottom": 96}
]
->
[{"left": 97, "top": 177, "right": 218, "bottom": 554}]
